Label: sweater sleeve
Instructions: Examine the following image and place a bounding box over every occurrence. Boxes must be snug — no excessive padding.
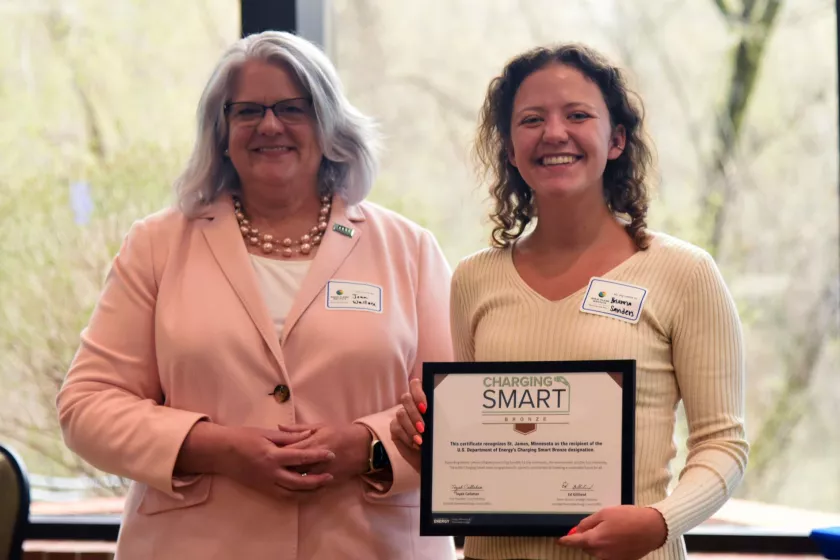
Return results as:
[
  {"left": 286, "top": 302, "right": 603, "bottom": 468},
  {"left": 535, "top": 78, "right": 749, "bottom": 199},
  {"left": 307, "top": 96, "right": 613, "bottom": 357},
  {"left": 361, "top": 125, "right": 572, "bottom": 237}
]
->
[{"left": 649, "top": 251, "right": 749, "bottom": 540}]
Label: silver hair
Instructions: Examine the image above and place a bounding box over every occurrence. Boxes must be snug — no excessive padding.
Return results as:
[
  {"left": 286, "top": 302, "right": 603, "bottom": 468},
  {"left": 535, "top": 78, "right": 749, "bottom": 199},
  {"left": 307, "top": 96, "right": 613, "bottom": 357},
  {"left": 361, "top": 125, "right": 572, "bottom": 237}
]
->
[{"left": 175, "top": 31, "right": 379, "bottom": 216}]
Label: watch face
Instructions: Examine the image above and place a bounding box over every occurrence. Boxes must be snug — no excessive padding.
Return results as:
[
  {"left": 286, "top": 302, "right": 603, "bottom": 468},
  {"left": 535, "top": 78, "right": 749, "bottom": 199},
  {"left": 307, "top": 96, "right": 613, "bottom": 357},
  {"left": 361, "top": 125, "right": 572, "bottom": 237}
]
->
[{"left": 372, "top": 441, "right": 390, "bottom": 469}]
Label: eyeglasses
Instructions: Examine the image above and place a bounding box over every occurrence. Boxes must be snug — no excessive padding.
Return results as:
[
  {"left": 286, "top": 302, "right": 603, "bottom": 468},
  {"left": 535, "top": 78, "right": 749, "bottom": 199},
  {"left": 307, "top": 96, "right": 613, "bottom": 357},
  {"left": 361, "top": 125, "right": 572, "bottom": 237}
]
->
[{"left": 224, "top": 97, "right": 312, "bottom": 126}]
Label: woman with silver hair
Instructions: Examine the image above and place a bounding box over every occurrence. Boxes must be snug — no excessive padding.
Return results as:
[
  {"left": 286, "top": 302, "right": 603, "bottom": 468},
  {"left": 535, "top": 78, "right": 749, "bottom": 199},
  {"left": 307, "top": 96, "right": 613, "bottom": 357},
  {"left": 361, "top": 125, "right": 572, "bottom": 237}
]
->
[{"left": 57, "top": 31, "right": 457, "bottom": 560}]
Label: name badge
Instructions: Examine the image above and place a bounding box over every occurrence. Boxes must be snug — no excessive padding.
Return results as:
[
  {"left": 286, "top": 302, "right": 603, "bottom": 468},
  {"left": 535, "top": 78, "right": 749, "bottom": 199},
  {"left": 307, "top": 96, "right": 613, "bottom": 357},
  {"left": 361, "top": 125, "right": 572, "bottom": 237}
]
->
[
  {"left": 580, "top": 278, "right": 647, "bottom": 324},
  {"left": 326, "top": 280, "right": 383, "bottom": 313}
]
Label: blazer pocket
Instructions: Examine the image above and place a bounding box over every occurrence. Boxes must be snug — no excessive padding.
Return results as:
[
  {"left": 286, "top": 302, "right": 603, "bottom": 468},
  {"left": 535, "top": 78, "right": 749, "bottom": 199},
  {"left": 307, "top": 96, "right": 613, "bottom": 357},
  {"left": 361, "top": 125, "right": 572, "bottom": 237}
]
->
[
  {"left": 137, "top": 474, "right": 212, "bottom": 515},
  {"left": 362, "top": 487, "right": 419, "bottom": 508}
]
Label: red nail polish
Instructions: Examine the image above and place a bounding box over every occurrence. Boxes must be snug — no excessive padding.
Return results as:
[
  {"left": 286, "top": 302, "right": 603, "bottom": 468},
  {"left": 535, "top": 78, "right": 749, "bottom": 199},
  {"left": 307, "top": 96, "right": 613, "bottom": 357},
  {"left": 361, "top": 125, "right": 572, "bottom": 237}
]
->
[
  {"left": 418, "top": 403, "right": 427, "bottom": 414},
  {"left": 413, "top": 434, "right": 423, "bottom": 446},
  {"left": 567, "top": 527, "right": 577, "bottom": 536},
  {"left": 416, "top": 421, "right": 425, "bottom": 434}
]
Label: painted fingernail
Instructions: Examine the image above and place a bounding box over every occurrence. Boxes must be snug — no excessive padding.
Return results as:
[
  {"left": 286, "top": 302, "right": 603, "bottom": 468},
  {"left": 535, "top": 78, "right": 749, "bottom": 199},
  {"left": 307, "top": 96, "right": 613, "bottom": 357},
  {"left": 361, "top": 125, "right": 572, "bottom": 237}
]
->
[
  {"left": 415, "top": 421, "right": 425, "bottom": 434},
  {"left": 413, "top": 434, "right": 423, "bottom": 446},
  {"left": 567, "top": 527, "right": 577, "bottom": 536},
  {"left": 418, "top": 403, "right": 427, "bottom": 414},
  {"left": 326, "top": 451, "right": 336, "bottom": 460}
]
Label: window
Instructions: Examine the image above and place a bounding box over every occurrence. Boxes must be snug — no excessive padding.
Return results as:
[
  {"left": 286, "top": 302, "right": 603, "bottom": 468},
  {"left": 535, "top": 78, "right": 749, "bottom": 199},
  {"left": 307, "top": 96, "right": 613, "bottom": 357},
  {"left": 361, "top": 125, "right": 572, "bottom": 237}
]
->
[
  {"left": 4, "top": 0, "right": 838, "bottom": 551},
  {"left": 330, "top": 0, "right": 840, "bottom": 533},
  {"left": 0, "top": 0, "right": 239, "bottom": 520}
]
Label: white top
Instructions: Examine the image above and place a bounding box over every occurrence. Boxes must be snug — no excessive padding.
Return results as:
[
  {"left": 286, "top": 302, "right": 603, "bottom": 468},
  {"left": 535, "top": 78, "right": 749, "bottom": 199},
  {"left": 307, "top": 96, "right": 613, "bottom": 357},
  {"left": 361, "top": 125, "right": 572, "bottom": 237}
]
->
[{"left": 249, "top": 255, "right": 312, "bottom": 336}]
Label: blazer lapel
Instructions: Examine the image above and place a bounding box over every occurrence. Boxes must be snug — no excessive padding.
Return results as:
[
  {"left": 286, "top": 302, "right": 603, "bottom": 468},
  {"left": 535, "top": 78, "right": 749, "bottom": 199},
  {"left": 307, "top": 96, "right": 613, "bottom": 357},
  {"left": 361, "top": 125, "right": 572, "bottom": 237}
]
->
[
  {"left": 198, "top": 196, "right": 288, "bottom": 375},
  {"left": 282, "top": 197, "right": 365, "bottom": 342}
]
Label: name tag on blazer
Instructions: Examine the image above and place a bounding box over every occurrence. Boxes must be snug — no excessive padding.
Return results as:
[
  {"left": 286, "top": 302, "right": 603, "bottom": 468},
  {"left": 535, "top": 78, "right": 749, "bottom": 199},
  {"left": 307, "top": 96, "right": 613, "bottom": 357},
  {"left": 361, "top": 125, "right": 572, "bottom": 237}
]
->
[
  {"left": 325, "top": 280, "right": 383, "bottom": 313},
  {"left": 580, "top": 278, "right": 647, "bottom": 324}
]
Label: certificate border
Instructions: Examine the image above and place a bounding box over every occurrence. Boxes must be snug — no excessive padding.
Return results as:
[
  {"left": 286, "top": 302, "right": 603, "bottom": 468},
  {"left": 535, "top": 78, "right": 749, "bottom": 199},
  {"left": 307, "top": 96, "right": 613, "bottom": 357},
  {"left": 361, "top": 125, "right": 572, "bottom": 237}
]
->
[{"left": 419, "top": 360, "right": 636, "bottom": 537}]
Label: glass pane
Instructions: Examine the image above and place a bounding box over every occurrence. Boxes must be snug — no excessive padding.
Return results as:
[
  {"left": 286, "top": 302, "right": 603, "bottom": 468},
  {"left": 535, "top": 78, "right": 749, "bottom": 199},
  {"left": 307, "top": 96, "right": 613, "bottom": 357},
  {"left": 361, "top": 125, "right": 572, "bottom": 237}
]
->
[
  {"left": 331, "top": 0, "right": 840, "bottom": 532},
  {"left": 0, "top": 0, "right": 239, "bottom": 518}
]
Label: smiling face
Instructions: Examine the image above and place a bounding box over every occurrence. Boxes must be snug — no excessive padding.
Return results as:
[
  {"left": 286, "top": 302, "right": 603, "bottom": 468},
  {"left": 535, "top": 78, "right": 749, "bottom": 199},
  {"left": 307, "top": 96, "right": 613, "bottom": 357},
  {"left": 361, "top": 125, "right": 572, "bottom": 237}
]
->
[
  {"left": 508, "top": 63, "right": 625, "bottom": 201},
  {"left": 226, "top": 59, "right": 323, "bottom": 198}
]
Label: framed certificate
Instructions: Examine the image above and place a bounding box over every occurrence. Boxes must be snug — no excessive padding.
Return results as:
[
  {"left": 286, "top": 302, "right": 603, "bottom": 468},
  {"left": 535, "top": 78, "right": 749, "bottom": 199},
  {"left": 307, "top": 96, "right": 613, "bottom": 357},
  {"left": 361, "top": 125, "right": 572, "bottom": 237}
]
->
[{"left": 419, "top": 360, "right": 635, "bottom": 537}]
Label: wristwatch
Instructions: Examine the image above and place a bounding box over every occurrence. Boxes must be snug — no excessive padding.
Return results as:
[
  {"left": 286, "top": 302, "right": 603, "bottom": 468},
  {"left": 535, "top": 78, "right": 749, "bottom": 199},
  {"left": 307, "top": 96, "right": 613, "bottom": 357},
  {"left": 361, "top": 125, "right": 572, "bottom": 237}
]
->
[{"left": 367, "top": 438, "right": 391, "bottom": 474}]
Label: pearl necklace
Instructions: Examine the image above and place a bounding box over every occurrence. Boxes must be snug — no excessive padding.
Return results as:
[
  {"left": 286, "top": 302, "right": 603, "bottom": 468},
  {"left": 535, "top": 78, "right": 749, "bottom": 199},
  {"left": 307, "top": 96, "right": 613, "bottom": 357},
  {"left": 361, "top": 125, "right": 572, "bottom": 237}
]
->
[{"left": 233, "top": 195, "right": 331, "bottom": 258}]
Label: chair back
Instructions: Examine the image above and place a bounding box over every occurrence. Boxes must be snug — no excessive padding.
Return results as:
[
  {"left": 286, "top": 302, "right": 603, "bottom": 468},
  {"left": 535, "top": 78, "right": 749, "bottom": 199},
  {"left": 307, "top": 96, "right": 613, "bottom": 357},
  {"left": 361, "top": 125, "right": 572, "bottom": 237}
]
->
[{"left": 0, "top": 444, "right": 30, "bottom": 560}]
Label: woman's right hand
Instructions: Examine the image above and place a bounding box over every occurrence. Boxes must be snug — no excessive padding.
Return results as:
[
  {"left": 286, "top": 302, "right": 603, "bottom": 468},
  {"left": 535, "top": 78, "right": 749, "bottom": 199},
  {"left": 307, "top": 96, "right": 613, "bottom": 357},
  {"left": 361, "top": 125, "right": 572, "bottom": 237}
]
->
[
  {"left": 177, "top": 422, "right": 335, "bottom": 499},
  {"left": 390, "top": 378, "right": 427, "bottom": 450}
]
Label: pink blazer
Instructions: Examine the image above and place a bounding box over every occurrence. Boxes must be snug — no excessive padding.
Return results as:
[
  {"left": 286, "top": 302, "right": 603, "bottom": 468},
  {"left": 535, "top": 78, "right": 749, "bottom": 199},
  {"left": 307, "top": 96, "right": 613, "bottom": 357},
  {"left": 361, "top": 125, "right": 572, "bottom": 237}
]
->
[{"left": 57, "top": 194, "right": 457, "bottom": 560}]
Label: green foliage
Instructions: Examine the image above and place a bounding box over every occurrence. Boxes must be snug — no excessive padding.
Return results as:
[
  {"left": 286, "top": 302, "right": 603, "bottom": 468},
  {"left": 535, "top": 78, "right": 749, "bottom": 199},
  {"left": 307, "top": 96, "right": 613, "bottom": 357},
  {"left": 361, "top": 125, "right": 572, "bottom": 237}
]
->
[
  {"left": 0, "top": 0, "right": 238, "bottom": 486},
  {"left": 0, "top": 143, "right": 182, "bottom": 481}
]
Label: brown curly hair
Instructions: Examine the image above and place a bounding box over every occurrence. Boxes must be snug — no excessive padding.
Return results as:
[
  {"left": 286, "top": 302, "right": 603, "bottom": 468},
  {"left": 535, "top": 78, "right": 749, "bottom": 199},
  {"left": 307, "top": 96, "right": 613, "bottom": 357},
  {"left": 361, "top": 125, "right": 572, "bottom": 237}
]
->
[{"left": 474, "top": 43, "right": 654, "bottom": 249}]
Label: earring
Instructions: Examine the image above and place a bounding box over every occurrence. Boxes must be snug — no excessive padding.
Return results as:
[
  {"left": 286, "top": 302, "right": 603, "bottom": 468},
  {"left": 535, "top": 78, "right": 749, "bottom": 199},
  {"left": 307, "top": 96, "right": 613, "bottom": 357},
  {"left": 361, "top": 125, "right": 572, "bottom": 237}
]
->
[{"left": 223, "top": 148, "right": 229, "bottom": 157}]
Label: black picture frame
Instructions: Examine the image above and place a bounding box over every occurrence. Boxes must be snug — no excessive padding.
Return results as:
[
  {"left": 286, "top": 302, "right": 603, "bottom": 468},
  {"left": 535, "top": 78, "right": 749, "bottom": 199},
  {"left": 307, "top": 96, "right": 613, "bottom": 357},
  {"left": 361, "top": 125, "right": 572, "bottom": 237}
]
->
[{"left": 420, "top": 360, "right": 636, "bottom": 537}]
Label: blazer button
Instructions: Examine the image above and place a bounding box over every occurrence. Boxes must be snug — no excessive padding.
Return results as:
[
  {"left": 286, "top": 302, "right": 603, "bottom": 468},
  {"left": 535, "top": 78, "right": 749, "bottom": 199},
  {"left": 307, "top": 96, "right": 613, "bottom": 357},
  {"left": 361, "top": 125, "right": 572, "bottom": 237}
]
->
[{"left": 271, "top": 384, "right": 290, "bottom": 403}]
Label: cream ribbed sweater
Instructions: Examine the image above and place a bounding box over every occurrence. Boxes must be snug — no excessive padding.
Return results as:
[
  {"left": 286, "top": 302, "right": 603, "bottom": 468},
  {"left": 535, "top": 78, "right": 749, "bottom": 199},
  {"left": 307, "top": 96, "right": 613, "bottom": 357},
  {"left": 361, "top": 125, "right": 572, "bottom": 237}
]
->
[{"left": 455, "top": 232, "right": 749, "bottom": 560}]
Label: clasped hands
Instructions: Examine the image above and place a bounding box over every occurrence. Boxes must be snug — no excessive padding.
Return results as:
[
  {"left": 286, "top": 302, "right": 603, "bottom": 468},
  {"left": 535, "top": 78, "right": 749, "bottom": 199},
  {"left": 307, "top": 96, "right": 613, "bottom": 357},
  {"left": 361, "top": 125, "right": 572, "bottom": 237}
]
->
[{"left": 217, "top": 422, "right": 371, "bottom": 500}]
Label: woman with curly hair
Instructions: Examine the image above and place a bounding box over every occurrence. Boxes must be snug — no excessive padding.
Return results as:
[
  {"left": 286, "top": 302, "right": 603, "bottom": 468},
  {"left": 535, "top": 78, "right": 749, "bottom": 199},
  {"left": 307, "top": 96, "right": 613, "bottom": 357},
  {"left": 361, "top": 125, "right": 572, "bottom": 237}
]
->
[{"left": 392, "top": 44, "right": 748, "bottom": 560}]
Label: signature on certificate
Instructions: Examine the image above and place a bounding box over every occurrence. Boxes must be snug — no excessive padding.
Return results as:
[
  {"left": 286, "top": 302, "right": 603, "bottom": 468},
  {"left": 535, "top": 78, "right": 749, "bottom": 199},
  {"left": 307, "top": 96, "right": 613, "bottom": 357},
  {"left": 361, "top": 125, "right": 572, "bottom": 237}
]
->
[{"left": 561, "top": 481, "right": 594, "bottom": 491}]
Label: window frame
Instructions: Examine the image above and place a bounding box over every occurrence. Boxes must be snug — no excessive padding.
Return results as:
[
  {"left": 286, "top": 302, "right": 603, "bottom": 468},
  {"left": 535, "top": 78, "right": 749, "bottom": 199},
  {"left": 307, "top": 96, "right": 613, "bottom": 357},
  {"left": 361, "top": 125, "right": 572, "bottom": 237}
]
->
[{"left": 25, "top": 516, "right": 824, "bottom": 555}]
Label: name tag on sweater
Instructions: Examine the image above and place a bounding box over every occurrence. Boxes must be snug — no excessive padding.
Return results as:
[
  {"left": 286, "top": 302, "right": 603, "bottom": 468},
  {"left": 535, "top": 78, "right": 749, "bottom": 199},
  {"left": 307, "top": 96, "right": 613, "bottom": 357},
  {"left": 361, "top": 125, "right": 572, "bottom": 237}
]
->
[
  {"left": 580, "top": 278, "right": 647, "bottom": 324},
  {"left": 326, "top": 280, "right": 383, "bottom": 313}
]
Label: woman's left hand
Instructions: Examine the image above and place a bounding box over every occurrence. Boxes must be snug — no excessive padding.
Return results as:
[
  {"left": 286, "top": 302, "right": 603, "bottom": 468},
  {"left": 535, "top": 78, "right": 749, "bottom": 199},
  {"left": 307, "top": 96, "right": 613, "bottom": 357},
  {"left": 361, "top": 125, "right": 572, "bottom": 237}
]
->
[
  {"left": 281, "top": 423, "right": 371, "bottom": 481},
  {"left": 557, "top": 505, "right": 668, "bottom": 560}
]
